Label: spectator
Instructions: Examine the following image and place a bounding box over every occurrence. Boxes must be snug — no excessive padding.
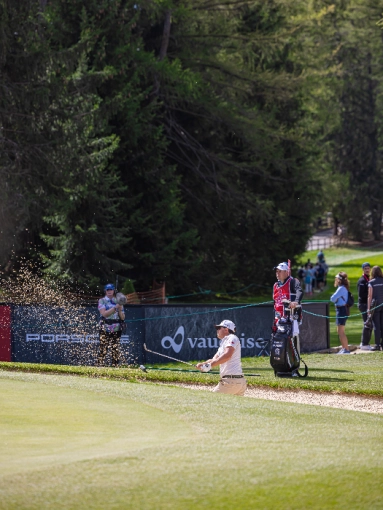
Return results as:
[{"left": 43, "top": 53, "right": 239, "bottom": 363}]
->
[
  {"left": 367, "top": 266, "right": 383, "bottom": 351},
  {"left": 357, "top": 262, "right": 371, "bottom": 350},
  {"left": 316, "top": 263, "right": 325, "bottom": 291},
  {"left": 304, "top": 265, "right": 313, "bottom": 295},
  {"left": 330, "top": 272, "right": 350, "bottom": 354},
  {"left": 297, "top": 266, "right": 306, "bottom": 287},
  {"left": 311, "top": 263, "right": 317, "bottom": 291},
  {"left": 317, "top": 250, "right": 325, "bottom": 263}
]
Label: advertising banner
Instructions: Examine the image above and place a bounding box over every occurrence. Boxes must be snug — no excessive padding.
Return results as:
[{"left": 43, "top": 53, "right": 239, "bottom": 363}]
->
[
  {"left": 0, "top": 305, "right": 11, "bottom": 362},
  {"left": 143, "top": 303, "right": 329, "bottom": 364},
  {"left": 12, "top": 305, "right": 145, "bottom": 365},
  {"left": 10, "top": 302, "right": 328, "bottom": 365}
]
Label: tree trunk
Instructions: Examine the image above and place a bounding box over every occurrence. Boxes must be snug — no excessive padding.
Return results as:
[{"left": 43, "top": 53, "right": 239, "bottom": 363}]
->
[{"left": 158, "top": 10, "right": 172, "bottom": 61}]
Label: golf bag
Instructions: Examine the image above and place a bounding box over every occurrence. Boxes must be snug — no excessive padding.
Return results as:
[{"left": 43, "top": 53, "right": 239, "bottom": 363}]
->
[{"left": 270, "top": 301, "right": 308, "bottom": 378}]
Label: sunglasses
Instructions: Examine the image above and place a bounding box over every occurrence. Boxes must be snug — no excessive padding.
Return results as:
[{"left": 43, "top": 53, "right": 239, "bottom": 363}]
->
[{"left": 216, "top": 326, "right": 227, "bottom": 330}]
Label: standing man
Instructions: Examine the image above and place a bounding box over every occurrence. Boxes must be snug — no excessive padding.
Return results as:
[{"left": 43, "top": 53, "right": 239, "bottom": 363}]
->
[
  {"left": 98, "top": 283, "right": 125, "bottom": 367},
  {"left": 273, "top": 262, "right": 303, "bottom": 321},
  {"left": 196, "top": 320, "right": 247, "bottom": 396},
  {"left": 357, "top": 262, "right": 371, "bottom": 350},
  {"left": 273, "top": 262, "right": 304, "bottom": 369}
]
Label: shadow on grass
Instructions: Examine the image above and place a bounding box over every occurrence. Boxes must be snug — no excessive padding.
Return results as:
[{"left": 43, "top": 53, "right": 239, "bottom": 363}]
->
[
  {"left": 302, "top": 367, "right": 354, "bottom": 373},
  {"left": 305, "top": 377, "right": 355, "bottom": 382},
  {"left": 243, "top": 367, "right": 354, "bottom": 374}
]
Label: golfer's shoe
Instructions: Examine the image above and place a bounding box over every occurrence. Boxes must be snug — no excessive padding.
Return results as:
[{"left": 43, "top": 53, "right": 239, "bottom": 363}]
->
[
  {"left": 360, "top": 344, "right": 372, "bottom": 351},
  {"left": 337, "top": 348, "right": 350, "bottom": 354}
]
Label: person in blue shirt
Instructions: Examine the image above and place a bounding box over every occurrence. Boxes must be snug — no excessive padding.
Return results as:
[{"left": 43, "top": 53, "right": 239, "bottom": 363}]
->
[
  {"left": 97, "top": 283, "right": 125, "bottom": 366},
  {"left": 330, "top": 272, "right": 350, "bottom": 354}
]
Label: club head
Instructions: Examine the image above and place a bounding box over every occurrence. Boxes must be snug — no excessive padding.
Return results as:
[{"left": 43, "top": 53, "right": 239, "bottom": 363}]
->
[{"left": 139, "top": 365, "right": 147, "bottom": 372}]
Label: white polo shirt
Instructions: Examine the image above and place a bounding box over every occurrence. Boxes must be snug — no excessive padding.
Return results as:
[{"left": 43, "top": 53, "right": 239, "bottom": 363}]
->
[{"left": 217, "top": 334, "right": 243, "bottom": 377}]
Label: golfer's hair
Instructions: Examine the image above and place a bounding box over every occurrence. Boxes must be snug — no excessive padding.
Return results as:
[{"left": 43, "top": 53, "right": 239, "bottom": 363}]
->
[
  {"left": 228, "top": 328, "right": 235, "bottom": 334},
  {"left": 371, "top": 266, "right": 383, "bottom": 279},
  {"left": 337, "top": 271, "right": 349, "bottom": 290}
]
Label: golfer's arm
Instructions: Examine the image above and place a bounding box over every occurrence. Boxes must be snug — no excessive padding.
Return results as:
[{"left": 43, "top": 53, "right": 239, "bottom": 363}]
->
[
  {"left": 210, "top": 347, "right": 234, "bottom": 368},
  {"left": 204, "top": 352, "right": 219, "bottom": 364}
]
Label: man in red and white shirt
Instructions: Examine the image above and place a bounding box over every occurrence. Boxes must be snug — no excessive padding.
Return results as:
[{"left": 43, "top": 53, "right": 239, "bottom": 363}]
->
[
  {"left": 273, "top": 262, "right": 303, "bottom": 321},
  {"left": 196, "top": 320, "right": 247, "bottom": 396}
]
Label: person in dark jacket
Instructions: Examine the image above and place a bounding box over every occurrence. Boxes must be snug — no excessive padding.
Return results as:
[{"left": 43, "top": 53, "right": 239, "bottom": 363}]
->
[
  {"left": 367, "top": 266, "right": 383, "bottom": 351},
  {"left": 357, "top": 262, "right": 371, "bottom": 350}
]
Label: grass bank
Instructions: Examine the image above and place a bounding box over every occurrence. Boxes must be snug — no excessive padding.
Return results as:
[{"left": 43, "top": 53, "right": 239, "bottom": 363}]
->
[{"left": 1, "top": 353, "right": 383, "bottom": 396}]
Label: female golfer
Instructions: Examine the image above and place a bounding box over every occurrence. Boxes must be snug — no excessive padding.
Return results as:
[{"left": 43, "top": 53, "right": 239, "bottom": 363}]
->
[{"left": 330, "top": 272, "right": 350, "bottom": 354}]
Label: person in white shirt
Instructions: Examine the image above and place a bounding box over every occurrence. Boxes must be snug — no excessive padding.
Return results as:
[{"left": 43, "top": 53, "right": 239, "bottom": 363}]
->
[{"left": 196, "top": 319, "right": 247, "bottom": 396}]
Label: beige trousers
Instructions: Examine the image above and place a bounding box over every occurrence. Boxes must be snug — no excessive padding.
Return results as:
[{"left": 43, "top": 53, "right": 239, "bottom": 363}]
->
[{"left": 213, "top": 377, "right": 247, "bottom": 396}]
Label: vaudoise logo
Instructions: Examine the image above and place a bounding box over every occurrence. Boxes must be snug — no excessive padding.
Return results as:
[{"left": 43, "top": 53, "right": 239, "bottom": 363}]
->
[{"left": 161, "top": 325, "right": 258, "bottom": 352}]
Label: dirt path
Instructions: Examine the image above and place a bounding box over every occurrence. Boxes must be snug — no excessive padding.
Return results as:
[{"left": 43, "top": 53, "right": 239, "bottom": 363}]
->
[{"left": 162, "top": 382, "right": 383, "bottom": 414}]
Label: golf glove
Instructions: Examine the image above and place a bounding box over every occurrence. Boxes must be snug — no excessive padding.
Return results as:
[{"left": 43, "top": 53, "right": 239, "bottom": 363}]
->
[{"left": 200, "top": 363, "right": 211, "bottom": 373}]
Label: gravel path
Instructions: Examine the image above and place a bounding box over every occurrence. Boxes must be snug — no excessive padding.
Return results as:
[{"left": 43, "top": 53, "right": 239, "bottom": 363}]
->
[{"left": 162, "top": 383, "right": 383, "bottom": 414}]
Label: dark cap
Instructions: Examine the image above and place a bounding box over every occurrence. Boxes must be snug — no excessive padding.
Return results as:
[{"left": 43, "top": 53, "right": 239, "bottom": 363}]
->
[{"left": 362, "top": 262, "right": 371, "bottom": 269}]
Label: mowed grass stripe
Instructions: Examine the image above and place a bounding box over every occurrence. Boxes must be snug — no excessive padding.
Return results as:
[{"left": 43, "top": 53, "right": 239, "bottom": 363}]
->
[
  {"left": 0, "top": 372, "right": 382, "bottom": 509},
  {"left": 0, "top": 376, "right": 192, "bottom": 477}
]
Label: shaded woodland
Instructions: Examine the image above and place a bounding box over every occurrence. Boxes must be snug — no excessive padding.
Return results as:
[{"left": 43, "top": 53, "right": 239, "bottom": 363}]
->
[{"left": 1, "top": 0, "right": 383, "bottom": 293}]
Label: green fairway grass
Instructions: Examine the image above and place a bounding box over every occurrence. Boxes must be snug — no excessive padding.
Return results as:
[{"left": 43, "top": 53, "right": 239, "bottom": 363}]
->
[
  {"left": 1, "top": 352, "right": 383, "bottom": 396},
  {"left": 0, "top": 371, "right": 382, "bottom": 510},
  {"left": 0, "top": 376, "right": 190, "bottom": 478}
]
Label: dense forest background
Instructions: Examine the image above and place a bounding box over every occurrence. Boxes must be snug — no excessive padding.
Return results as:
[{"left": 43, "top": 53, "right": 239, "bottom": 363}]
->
[{"left": 1, "top": 0, "right": 383, "bottom": 294}]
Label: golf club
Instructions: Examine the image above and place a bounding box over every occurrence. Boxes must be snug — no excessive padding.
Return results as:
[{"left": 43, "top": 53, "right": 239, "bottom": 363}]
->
[
  {"left": 139, "top": 364, "right": 260, "bottom": 376},
  {"left": 143, "top": 343, "right": 196, "bottom": 366},
  {"left": 142, "top": 345, "right": 261, "bottom": 376}
]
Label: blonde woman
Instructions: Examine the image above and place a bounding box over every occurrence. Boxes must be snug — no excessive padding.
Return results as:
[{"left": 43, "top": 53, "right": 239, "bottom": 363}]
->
[{"left": 330, "top": 272, "right": 350, "bottom": 354}]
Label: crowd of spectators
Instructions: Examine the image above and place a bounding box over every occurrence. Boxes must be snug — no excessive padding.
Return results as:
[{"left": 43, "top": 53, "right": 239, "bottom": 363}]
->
[{"left": 297, "top": 250, "right": 329, "bottom": 295}]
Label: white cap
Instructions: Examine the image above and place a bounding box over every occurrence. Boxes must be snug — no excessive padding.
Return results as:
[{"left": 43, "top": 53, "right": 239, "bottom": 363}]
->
[
  {"left": 274, "top": 262, "right": 289, "bottom": 271},
  {"left": 215, "top": 320, "right": 236, "bottom": 331}
]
